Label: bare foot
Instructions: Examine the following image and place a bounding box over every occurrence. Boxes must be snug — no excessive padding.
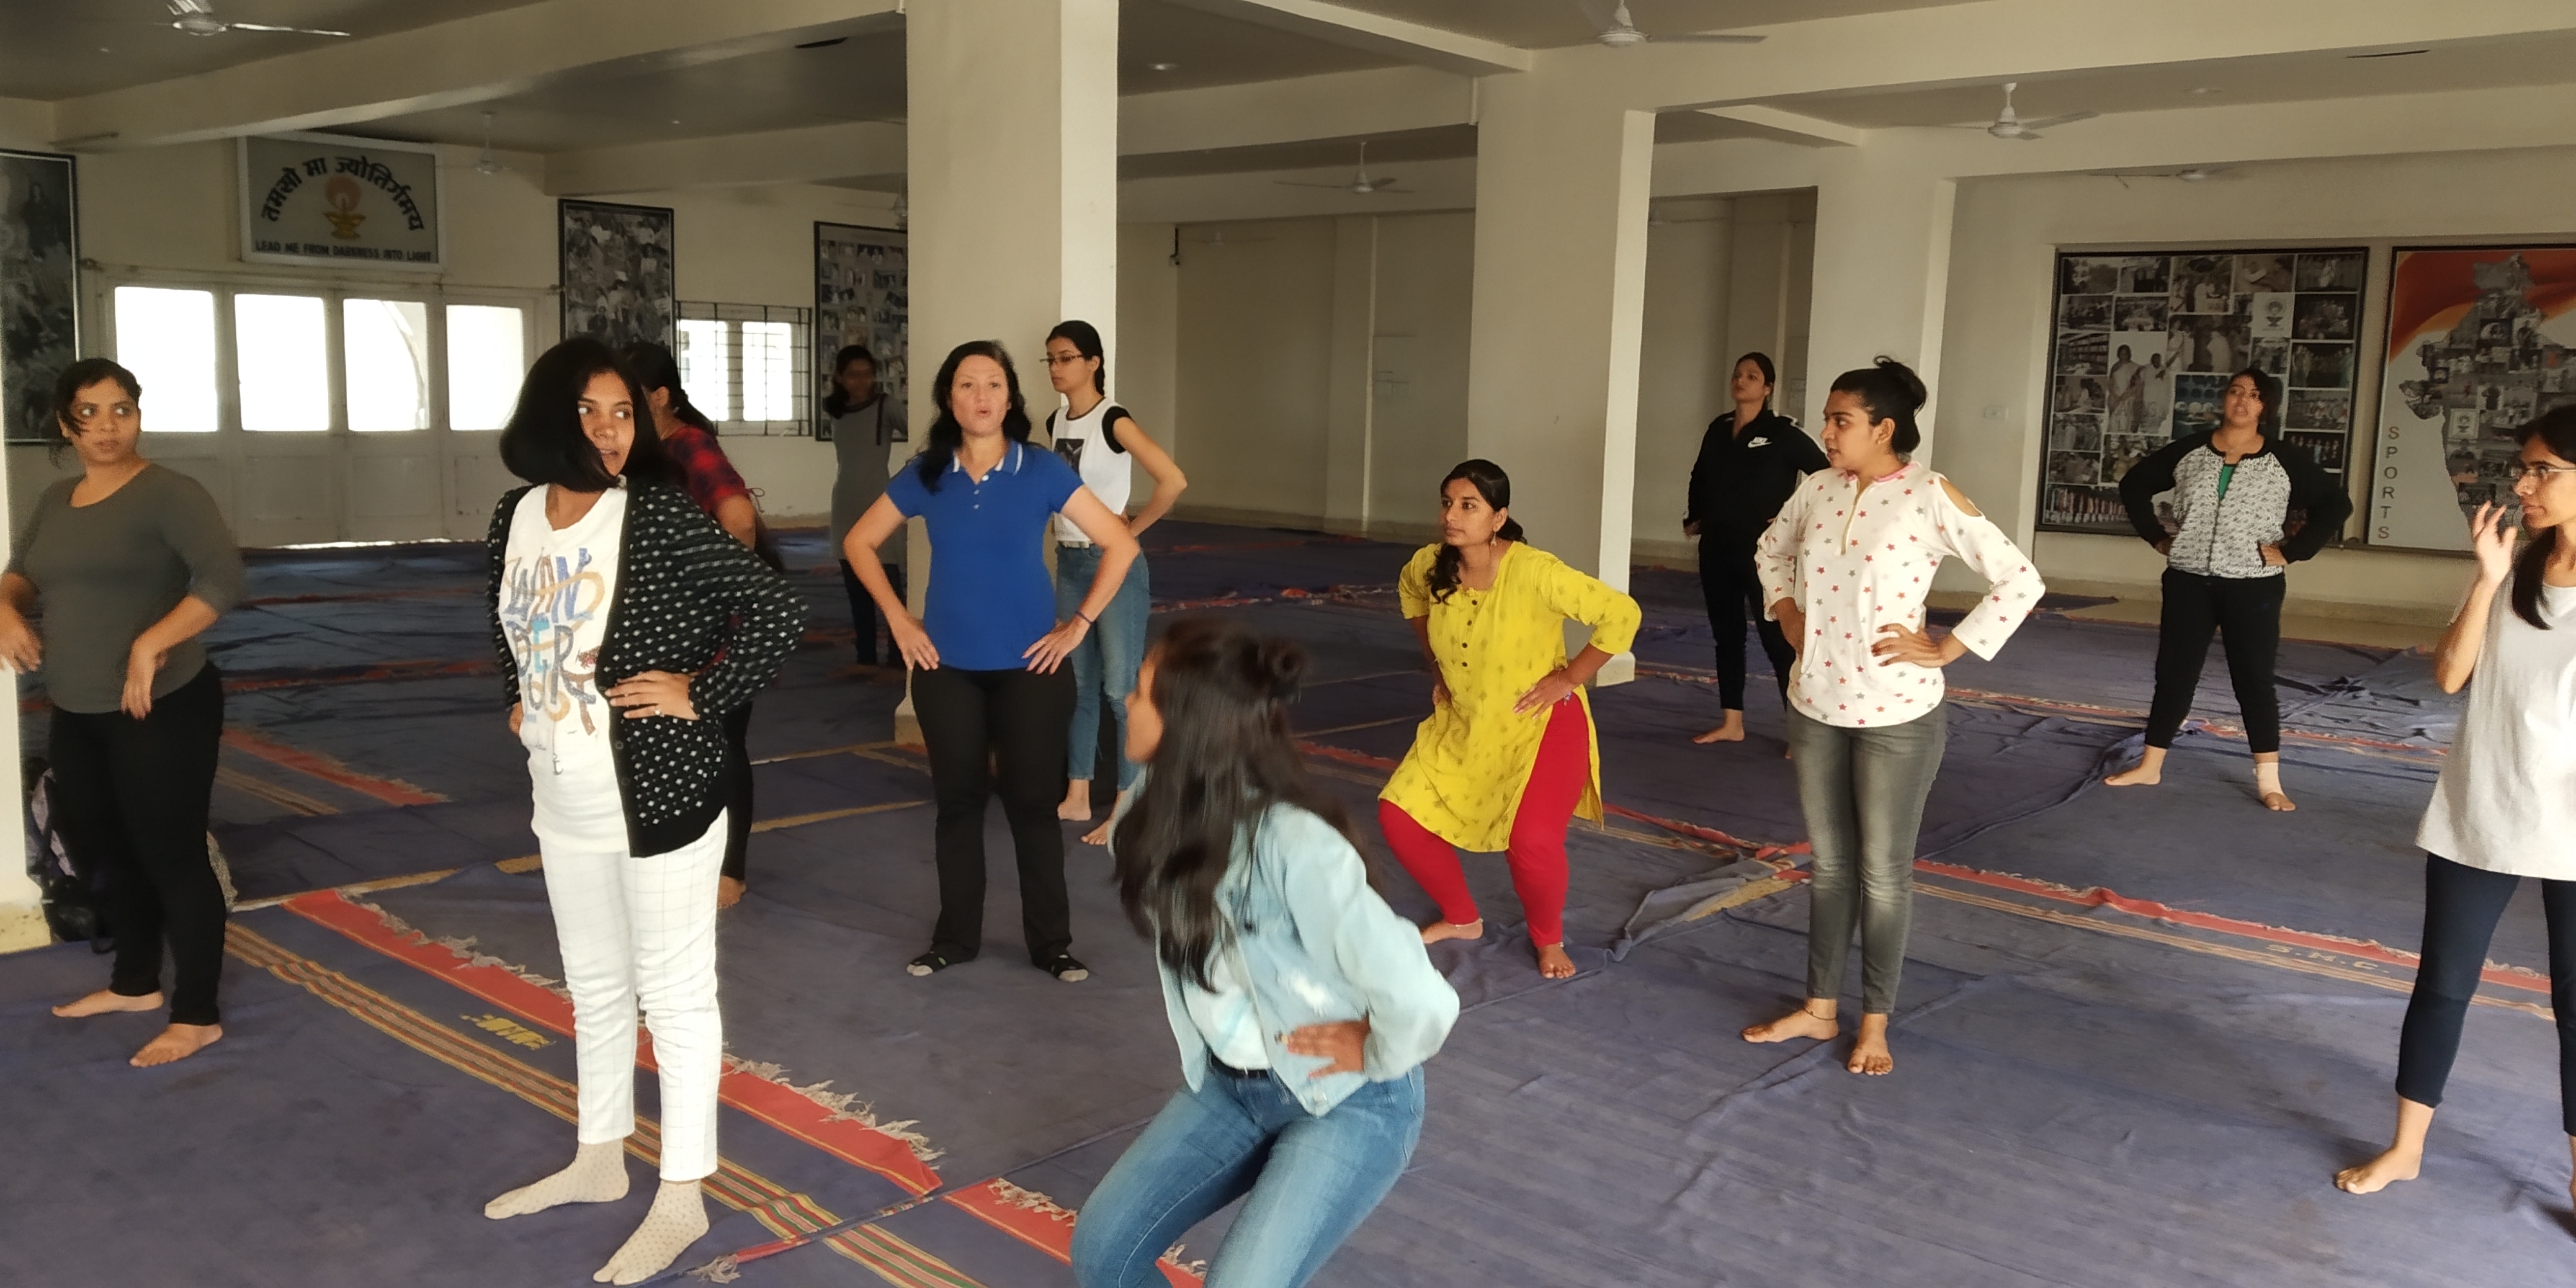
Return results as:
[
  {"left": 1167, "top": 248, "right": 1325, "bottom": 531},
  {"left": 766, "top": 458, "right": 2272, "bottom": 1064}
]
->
[
  {"left": 1421, "top": 918, "right": 1483, "bottom": 945},
  {"left": 53, "top": 989, "right": 161, "bottom": 1018},
  {"left": 1693, "top": 712, "right": 1747, "bottom": 744},
  {"left": 131, "top": 1023, "right": 221, "bottom": 1067},
  {"left": 1846, "top": 1014, "right": 1893, "bottom": 1075},
  {"left": 2334, "top": 1146, "right": 2421, "bottom": 1195},
  {"left": 2262, "top": 791, "right": 2298, "bottom": 812},
  {"left": 1056, "top": 784, "right": 1092, "bottom": 823},
  {"left": 1535, "top": 943, "right": 1576, "bottom": 979},
  {"left": 2104, "top": 763, "right": 2162, "bottom": 787},
  {"left": 1743, "top": 1003, "right": 1837, "bottom": 1045},
  {"left": 1079, "top": 818, "right": 1112, "bottom": 847},
  {"left": 715, "top": 876, "right": 745, "bottom": 909}
]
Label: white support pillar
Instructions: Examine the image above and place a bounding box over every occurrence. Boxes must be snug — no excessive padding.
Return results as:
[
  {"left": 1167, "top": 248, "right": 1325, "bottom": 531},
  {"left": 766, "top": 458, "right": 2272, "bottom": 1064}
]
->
[
  {"left": 1464, "top": 90, "right": 1654, "bottom": 684},
  {"left": 1799, "top": 147, "right": 1958, "bottom": 459},
  {"left": 0, "top": 469, "right": 32, "bottom": 949},
  {"left": 897, "top": 0, "right": 1120, "bottom": 741}
]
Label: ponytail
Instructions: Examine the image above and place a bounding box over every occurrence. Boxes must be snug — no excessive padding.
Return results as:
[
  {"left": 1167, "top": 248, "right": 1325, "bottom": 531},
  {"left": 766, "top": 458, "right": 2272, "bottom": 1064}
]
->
[{"left": 1428, "top": 458, "right": 1526, "bottom": 603}]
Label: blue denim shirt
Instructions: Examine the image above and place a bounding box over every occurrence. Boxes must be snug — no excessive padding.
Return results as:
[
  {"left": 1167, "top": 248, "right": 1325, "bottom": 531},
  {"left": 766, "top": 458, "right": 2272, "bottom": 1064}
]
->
[{"left": 1113, "top": 791, "right": 1460, "bottom": 1116}]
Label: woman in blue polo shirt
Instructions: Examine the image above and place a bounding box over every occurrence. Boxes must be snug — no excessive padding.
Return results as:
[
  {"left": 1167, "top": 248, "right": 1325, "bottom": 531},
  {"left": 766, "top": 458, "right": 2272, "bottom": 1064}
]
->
[{"left": 842, "top": 340, "right": 1140, "bottom": 981}]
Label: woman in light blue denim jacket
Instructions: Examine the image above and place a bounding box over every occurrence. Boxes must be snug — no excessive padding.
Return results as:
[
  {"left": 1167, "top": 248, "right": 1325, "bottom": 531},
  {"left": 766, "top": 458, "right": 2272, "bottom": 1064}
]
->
[{"left": 1072, "top": 616, "right": 1460, "bottom": 1288}]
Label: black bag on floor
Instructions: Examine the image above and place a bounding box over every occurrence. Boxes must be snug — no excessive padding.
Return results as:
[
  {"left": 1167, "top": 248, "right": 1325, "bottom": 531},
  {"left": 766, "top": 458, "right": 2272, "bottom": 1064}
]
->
[{"left": 23, "top": 759, "right": 111, "bottom": 951}]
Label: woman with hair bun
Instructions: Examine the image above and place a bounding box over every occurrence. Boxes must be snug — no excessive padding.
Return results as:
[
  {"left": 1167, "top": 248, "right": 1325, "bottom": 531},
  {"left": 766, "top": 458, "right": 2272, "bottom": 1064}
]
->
[
  {"left": 2104, "top": 366, "right": 2353, "bottom": 811},
  {"left": 1376, "top": 459, "right": 1642, "bottom": 980},
  {"left": 1741, "top": 357, "right": 2045, "bottom": 1075},
  {"left": 1072, "top": 616, "right": 1457, "bottom": 1287}
]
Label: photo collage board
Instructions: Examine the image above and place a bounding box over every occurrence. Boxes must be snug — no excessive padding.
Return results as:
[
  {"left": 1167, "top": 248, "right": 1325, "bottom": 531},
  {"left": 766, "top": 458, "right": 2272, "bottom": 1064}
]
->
[
  {"left": 2037, "top": 247, "right": 2367, "bottom": 535},
  {"left": 813, "top": 223, "right": 907, "bottom": 440}
]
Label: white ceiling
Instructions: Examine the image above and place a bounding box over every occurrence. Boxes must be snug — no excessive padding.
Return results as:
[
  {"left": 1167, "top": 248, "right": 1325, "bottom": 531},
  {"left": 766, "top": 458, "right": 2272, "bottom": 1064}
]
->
[
  {"left": 1329, "top": 0, "right": 1963, "bottom": 48},
  {"left": 0, "top": 0, "right": 531, "bottom": 100}
]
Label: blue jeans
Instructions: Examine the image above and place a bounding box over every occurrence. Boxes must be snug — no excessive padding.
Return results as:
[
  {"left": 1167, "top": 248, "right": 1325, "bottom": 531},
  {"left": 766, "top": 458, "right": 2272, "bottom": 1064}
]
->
[
  {"left": 1057, "top": 543, "right": 1150, "bottom": 791},
  {"left": 1070, "top": 1064, "right": 1425, "bottom": 1288}
]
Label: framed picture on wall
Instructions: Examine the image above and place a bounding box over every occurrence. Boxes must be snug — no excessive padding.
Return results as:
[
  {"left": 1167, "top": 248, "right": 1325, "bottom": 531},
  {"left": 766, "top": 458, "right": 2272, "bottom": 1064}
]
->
[
  {"left": 1, "top": 149, "right": 78, "bottom": 446},
  {"left": 238, "top": 132, "right": 442, "bottom": 270},
  {"left": 2036, "top": 247, "right": 2367, "bottom": 536},
  {"left": 812, "top": 222, "right": 907, "bottom": 441},
  {"left": 559, "top": 199, "right": 675, "bottom": 350},
  {"left": 2367, "top": 244, "right": 2576, "bottom": 551}
]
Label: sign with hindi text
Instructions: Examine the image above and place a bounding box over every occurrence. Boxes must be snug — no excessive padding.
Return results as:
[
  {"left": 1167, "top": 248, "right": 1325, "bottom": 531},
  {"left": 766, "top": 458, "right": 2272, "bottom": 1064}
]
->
[{"left": 238, "top": 133, "right": 442, "bottom": 271}]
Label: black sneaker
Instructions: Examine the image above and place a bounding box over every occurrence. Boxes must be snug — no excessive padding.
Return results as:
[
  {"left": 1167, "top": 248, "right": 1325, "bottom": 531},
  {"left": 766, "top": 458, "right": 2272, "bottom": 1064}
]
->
[{"left": 1041, "top": 953, "right": 1090, "bottom": 983}]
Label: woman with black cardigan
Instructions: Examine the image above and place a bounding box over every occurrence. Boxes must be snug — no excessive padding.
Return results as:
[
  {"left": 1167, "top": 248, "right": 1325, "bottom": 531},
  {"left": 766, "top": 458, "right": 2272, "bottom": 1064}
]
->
[
  {"left": 2104, "top": 367, "right": 2352, "bottom": 810},
  {"left": 842, "top": 339, "right": 1139, "bottom": 981},
  {"left": 478, "top": 339, "right": 803, "bottom": 1286}
]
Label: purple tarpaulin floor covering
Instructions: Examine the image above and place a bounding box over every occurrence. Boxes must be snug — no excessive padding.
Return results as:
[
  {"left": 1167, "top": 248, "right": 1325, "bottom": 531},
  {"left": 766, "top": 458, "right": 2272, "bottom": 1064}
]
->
[{"left": 7, "top": 520, "right": 2561, "bottom": 1288}]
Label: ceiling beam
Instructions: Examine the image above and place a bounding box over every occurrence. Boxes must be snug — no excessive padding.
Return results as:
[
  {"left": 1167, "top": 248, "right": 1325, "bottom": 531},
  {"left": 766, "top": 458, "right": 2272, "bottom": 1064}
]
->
[
  {"left": 50, "top": 0, "right": 902, "bottom": 151},
  {"left": 1696, "top": 105, "right": 1862, "bottom": 147},
  {"left": 1156, "top": 0, "right": 1530, "bottom": 77},
  {"left": 1121, "top": 64, "right": 1473, "bottom": 157},
  {"left": 547, "top": 120, "right": 907, "bottom": 196}
]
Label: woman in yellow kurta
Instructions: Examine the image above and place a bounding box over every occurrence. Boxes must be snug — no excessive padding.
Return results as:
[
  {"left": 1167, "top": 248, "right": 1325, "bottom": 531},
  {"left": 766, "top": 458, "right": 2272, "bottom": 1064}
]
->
[{"left": 1379, "top": 460, "right": 1642, "bottom": 980}]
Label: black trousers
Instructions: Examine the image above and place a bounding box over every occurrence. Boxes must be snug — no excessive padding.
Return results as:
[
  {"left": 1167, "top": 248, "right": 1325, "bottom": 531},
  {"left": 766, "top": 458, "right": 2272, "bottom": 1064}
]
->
[
  {"left": 2145, "top": 567, "right": 2284, "bottom": 753},
  {"left": 839, "top": 560, "right": 908, "bottom": 667},
  {"left": 48, "top": 665, "right": 227, "bottom": 1026},
  {"left": 911, "top": 665, "right": 1076, "bottom": 964},
  {"left": 721, "top": 704, "right": 753, "bottom": 883},
  {"left": 1699, "top": 534, "right": 1794, "bottom": 712},
  {"left": 2395, "top": 854, "right": 2576, "bottom": 1135}
]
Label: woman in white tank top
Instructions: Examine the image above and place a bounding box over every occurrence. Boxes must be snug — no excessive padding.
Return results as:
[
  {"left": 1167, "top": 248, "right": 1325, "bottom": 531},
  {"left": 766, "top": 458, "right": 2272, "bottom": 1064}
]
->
[{"left": 1042, "top": 320, "right": 1189, "bottom": 845}]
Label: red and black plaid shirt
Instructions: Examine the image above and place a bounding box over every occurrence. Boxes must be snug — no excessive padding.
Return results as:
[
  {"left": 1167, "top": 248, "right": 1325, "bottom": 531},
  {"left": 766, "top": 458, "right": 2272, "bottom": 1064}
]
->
[{"left": 659, "top": 421, "right": 751, "bottom": 518}]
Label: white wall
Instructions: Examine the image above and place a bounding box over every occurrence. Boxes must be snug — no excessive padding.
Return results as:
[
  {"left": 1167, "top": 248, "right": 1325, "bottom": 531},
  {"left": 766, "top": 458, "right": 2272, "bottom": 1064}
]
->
[
  {"left": 1114, "top": 221, "right": 1179, "bottom": 509},
  {"left": 1934, "top": 146, "right": 2576, "bottom": 620},
  {"left": 1169, "top": 217, "right": 1341, "bottom": 525},
  {"left": 6, "top": 131, "right": 902, "bottom": 531}
]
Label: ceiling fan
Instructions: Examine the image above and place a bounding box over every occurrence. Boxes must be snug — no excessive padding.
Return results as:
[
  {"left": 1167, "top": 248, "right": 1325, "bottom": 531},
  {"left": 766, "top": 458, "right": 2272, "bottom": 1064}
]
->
[
  {"left": 166, "top": 1, "right": 351, "bottom": 38},
  {"left": 471, "top": 112, "right": 509, "bottom": 176},
  {"left": 1963, "top": 82, "right": 2095, "bottom": 140},
  {"left": 1577, "top": 1, "right": 1764, "bottom": 47},
  {"left": 1275, "top": 142, "right": 1408, "bottom": 196}
]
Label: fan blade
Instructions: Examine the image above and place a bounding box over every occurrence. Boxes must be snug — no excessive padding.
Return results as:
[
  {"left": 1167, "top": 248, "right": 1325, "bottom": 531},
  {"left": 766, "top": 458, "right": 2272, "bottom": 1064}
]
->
[
  {"left": 227, "top": 21, "right": 354, "bottom": 35},
  {"left": 1574, "top": 0, "right": 1620, "bottom": 35},
  {"left": 2018, "top": 110, "right": 2096, "bottom": 130},
  {"left": 1658, "top": 33, "right": 1766, "bottom": 43}
]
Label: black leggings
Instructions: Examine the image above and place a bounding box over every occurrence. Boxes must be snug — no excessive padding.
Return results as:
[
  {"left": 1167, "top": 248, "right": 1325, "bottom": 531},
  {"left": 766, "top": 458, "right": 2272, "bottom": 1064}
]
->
[
  {"left": 2145, "top": 567, "right": 2284, "bottom": 753},
  {"left": 911, "top": 665, "right": 1076, "bottom": 965},
  {"left": 839, "top": 560, "right": 907, "bottom": 667},
  {"left": 721, "top": 704, "right": 753, "bottom": 883},
  {"left": 48, "top": 665, "right": 227, "bottom": 1026},
  {"left": 1700, "top": 535, "right": 1794, "bottom": 712},
  {"left": 2395, "top": 854, "right": 2576, "bottom": 1135}
]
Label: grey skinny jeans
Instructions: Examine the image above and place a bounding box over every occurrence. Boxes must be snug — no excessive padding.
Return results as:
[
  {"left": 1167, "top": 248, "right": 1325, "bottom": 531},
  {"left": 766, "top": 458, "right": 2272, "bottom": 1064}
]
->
[{"left": 1785, "top": 702, "right": 1947, "bottom": 1014}]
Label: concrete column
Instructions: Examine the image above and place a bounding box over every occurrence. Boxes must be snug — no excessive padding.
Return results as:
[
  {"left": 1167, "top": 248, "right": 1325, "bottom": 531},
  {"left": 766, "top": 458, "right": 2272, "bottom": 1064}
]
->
[
  {"left": 1464, "top": 90, "right": 1654, "bottom": 683},
  {"left": 896, "top": 0, "right": 1119, "bottom": 741},
  {"left": 1322, "top": 214, "right": 1377, "bottom": 533},
  {"left": 1799, "top": 147, "right": 1958, "bottom": 458},
  {"left": 0, "top": 451, "right": 32, "bottom": 949}
]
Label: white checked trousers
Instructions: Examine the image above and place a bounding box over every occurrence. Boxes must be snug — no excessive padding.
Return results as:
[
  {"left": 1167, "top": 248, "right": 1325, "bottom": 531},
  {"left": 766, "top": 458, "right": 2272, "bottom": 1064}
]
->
[{"left": 538, "top": 812, "right": 728, "bottom": 1181}]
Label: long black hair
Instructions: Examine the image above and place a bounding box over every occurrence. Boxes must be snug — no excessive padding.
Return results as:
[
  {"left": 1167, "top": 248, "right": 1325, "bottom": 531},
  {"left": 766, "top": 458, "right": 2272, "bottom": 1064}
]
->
[
  {"left": 914, "top": 339, "right": 1033, "bottom": 492},
  {"left": 1427, "top": 459, "right": 1528, "bottom": 604},
  {"left": 2511, "top": 404, "right": 2576, "bottom": 630},
  {"left": 2229, "top": 365, "right": 2282, "bottom": 435},
  {"left": 822, "top": 344, "right": 877, "bottom": 419},
  {"left": 1046, "top": 319, "right": 1107, "bottom": 395},
  {"left": 1828, "top": 356, "right": 1929, "bottom": 455},
  {"left": 1112, "top": 616, "right": 1358, "bottom": 989},
  {"left": 500, "top": 337, "right": 677, "bottom": 489},
  {"left": 620, "top": 341, "right": 717, "bottom": 435}
]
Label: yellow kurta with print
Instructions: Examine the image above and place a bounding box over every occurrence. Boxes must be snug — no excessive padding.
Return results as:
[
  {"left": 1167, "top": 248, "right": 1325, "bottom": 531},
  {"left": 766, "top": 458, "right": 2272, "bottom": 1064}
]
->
[{"left": 1379, "top": 543, "right": 1643, "bottom": 852}]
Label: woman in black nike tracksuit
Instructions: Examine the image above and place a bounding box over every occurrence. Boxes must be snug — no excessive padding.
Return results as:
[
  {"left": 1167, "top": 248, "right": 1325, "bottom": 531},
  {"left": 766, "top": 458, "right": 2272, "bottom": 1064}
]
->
[
  {"left": 2103, "top": 366, "right": 2353, "bottom": 811},
  {"left": 1685, "top": 351, "right": 1828, "bottom": 745}
]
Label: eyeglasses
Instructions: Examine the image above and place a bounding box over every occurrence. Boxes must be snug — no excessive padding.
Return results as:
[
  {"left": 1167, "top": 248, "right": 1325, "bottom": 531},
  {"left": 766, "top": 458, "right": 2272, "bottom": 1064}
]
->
[{"left": 2513, "top": 462, "right": 2576, "bottom": 482}]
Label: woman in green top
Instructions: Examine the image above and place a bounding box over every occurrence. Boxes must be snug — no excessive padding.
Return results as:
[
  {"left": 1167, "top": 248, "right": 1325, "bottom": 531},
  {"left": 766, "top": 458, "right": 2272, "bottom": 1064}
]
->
[{"left": 0, "top": 358, "right": 245, "bottom": 1068}]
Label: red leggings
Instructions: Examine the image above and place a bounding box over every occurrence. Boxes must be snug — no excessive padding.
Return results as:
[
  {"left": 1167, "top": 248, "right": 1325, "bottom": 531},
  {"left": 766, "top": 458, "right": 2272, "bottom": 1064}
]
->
[{"left": 1379, "top": 698, "right": 1591, "bottom": 948}]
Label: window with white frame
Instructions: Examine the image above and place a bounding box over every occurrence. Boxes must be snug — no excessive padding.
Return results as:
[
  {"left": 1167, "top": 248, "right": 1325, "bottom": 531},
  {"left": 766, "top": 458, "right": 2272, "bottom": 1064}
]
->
[
  {"left": 675, "top": 302, "right": 813, "bottom": 435},
  {"left": 79, "top": 279, "right": 535, "bottom": 440}
]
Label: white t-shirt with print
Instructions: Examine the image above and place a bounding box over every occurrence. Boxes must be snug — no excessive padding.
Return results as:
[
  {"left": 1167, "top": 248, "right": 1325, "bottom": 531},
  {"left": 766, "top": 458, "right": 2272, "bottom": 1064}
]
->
[{"left": 500, "top": 485, "right": 629, "bottom": 852}]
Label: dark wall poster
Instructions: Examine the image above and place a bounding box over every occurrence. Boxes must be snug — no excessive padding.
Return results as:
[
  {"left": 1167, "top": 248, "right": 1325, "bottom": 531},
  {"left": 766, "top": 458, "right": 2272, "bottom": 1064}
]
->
[
  {"left": 1, "top": 149, "right": 78, "bottom": 445},
  {"left": 2038, "top": 247, "right": 2366, "bottom": 536},
  {"left": 813, "top": 223, "right": 907, "bottom": 440},
  {"left": 559, "top": 200, "right": 676, "bottom": 350}
]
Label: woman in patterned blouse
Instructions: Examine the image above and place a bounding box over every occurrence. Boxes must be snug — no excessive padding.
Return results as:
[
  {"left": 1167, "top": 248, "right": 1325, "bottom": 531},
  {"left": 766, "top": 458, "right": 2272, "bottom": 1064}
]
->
[
  {"left": 1378, "top": 459, "right": 1642, "bottom": 980},
  {"left": 1741, "top": 357, "right": 2045, "bottom": 1075}
]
